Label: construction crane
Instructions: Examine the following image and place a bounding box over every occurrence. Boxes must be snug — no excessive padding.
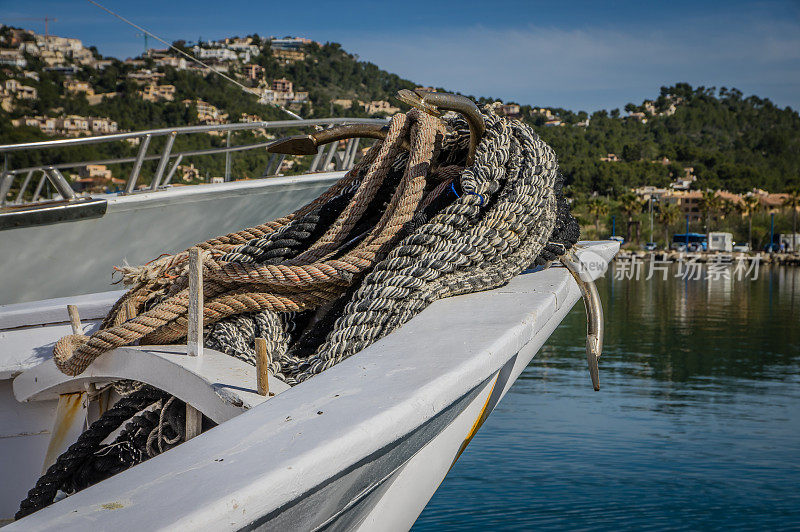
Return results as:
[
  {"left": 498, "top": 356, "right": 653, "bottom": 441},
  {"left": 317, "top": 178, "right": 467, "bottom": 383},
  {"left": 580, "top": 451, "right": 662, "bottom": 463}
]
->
[{"left": 6, "top": 16, "right": 58, "bottom": 40}]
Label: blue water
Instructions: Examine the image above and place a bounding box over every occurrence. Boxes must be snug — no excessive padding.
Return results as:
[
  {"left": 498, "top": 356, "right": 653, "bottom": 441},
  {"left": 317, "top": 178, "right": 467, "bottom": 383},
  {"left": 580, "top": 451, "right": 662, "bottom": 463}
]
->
[{"left": 413, "top": 264, "right": 800, "bottom": 530}]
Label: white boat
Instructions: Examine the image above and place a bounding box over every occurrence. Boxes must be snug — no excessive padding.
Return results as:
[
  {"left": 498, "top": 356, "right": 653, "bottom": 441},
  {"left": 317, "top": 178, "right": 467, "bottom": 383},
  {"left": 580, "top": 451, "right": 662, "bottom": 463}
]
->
[
  {"left": 2, "top": 88, "right": 618, "bottom": 529},
  {"left": 0, "top": 240, "right": 617, "bottom": 530},
  {"left": 0, "top": 118, "right": 385, "bottom": 305},
  {"left": 0, "top": 173, "right": 348, "bottom": 305}
]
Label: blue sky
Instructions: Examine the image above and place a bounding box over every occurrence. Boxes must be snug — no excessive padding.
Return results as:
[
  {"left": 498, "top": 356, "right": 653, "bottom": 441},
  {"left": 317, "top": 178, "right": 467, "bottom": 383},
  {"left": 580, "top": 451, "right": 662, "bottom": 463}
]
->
[{"left": 2, "top": 0, "right": 799, "bottom": 112}]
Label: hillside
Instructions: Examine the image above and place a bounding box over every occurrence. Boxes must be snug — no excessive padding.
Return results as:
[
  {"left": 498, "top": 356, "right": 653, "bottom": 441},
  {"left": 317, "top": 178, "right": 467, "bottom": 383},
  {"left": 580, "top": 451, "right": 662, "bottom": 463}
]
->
[
  {"left": 531, "top": 84, "right": 800, "bottom": 195},
  {"left": 1, "top": 25, "right": 798, "bottom": 197}
]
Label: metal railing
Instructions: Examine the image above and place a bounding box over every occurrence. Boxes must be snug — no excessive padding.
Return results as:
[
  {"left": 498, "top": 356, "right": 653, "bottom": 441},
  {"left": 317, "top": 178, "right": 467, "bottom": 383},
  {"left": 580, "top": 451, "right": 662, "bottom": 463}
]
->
[{"left": 0, "top": 117, "right": 388, "bottom": 207}]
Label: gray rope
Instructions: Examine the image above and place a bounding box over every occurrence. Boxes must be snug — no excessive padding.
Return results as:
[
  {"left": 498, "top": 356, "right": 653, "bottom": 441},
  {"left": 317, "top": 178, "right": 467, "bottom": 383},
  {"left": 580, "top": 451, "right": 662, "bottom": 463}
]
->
[
  {"left": 291, "top": 114, "right": 558, "bottom": 381},
  {"left": 205, "top": 310, "right": 294, "bottom": 379},
  {"left": 206, "top": 108, "right": 565, "bottom": 385}
]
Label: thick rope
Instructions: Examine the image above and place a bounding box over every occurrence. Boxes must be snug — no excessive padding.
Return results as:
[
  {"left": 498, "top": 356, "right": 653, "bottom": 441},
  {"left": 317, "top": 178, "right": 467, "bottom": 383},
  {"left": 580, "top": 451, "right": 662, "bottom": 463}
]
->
[
  {"left": 53, "top": 110, "right": 444, "bottom": 375},
  {"left": 16, "top": 386, "right": 169, "bottom": 519},
  {"left": 52, "top": 106, "right": 575, "bottom": 388}
]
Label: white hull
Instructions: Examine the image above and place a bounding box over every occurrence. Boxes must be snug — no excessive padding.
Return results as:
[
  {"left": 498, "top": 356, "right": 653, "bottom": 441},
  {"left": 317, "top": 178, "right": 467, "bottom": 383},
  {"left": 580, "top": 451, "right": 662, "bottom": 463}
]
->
[
  {"left": 0, "top": 173, "right": 343, "bottom": 305},
  {"left": 0, "top": 242, "right": 618, "bottom": 530}
]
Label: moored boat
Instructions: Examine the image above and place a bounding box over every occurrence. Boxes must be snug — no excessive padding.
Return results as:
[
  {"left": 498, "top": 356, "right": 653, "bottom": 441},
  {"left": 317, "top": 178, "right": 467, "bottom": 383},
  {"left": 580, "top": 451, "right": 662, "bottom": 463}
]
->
[
  {"left": 0, "top": 240, "right": 618, "bottom": 529},
  {"left": 0, "top": 118, "right": 386, "bottom": 305},
  {"left": 1, "top": 90, "right": 617, "bottom": 529}
]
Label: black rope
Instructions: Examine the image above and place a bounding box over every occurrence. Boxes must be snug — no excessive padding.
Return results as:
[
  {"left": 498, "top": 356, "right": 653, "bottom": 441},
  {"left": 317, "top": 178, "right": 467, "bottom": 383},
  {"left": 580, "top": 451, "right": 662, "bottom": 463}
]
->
[
  {"left": 16, "top": 386, "right": 168, "bottom": 520},
  {"left": 15, "top": 112, "right": 579, "bottom": 520}
]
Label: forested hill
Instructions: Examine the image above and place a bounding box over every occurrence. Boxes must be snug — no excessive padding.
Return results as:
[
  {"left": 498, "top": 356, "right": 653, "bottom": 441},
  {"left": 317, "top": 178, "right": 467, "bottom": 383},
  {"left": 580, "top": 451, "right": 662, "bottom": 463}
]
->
[
  {"left": 1, "top": 24, "right": 798, "bottom": 194},
  {"left": 531, "top": 84, "right": 800, "bottom": 195}
]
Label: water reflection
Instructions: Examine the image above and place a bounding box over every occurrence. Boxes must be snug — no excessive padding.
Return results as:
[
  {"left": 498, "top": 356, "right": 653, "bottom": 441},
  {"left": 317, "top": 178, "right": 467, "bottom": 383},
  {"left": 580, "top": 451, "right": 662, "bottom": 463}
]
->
[{"left": 414, "top": 265, "right": 800, "bottom": 531}]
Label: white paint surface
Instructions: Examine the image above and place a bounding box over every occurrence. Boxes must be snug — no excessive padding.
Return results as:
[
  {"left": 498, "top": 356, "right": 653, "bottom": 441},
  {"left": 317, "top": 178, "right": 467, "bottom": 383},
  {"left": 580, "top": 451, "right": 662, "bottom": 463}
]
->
[
  {"left": 0, "top": 242, "right": 617, "bottom": 529},
  {"left": 0, "top": 173, "right": 344, "bottom": 305}
]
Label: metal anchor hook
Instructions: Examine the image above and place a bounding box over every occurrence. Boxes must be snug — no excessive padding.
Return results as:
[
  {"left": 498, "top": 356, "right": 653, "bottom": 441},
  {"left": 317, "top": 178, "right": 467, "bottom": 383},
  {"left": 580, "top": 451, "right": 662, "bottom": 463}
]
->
[
  {"left": 560, "top": 251, "right": 604, "bottom": 391},
  {"left": 395, "top": 89, "right": 486, "bottom": 166},
  {"left": 266, "top": 123, "right": 409, "bottom": 155},
  {"left": 266, "top": 91, "right": 486, "bottom": 167}
]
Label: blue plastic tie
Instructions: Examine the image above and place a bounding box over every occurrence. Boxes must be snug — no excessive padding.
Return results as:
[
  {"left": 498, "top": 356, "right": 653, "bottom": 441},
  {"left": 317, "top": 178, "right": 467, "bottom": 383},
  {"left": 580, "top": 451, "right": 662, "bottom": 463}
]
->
[{"left": 451, "top": 183, "right": 485, "bottom": 206}]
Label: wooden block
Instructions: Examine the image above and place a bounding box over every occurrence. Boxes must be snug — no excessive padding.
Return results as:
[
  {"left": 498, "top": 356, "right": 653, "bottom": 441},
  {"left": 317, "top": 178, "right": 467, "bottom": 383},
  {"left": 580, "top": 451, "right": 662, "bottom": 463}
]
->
[
  {"left": 187, "top": 248, "right": 203, "bottom": 357},
  {"left": 67, "top": 304, "right": 82, "bottom": 335},
  {"left": 185, "top": 404, "right": 202, "bottom": 440},
  {"left": 255, "top": 337, "right": 269, "bottom": 396}
]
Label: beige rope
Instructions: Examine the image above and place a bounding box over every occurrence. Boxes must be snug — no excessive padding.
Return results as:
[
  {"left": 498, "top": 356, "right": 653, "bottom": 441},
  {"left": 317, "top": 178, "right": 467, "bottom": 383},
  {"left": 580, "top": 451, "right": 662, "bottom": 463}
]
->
[{"left": 53, "top": 109, "right": 445, "bottom": 376}]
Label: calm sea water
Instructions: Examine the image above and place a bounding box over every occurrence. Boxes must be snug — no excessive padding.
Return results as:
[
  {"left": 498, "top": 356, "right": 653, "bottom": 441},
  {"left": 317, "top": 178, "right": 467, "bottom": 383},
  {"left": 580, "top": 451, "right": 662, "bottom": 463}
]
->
[{"left": 414, "top": 263, "right": 800, "bottom": 531}]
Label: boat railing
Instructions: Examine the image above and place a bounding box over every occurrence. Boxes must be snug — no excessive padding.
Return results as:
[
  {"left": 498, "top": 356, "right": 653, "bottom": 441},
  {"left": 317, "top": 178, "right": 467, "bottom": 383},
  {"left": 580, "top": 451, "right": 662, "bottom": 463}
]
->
[{"left": 0, "top": 117, "right": 388, "bottom": 207}]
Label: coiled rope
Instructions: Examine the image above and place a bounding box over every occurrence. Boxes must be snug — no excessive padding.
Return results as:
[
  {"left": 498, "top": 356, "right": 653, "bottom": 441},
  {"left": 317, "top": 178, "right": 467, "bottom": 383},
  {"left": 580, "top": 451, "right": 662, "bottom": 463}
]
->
[
  {"left": 16, "top": 386, "right": 171, "bottom": 519},
  {"left": 51, "top": 104, "right": 578, "bottom": 386},
  {"left": 20, "top": 103, "right": 579, "bottom": 519}
]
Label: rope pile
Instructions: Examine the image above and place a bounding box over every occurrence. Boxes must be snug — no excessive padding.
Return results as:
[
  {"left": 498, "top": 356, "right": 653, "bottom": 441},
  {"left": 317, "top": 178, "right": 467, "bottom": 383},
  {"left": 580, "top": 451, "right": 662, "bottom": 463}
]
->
[
  {"left": 52, "top": 105, "right": 578, "bottom": 383},
  {"left": 19, "top": 102, "right": 579, "bottom": 518},
  {"left": 53, "top": 109, "right": 447, "bottom": 376}
]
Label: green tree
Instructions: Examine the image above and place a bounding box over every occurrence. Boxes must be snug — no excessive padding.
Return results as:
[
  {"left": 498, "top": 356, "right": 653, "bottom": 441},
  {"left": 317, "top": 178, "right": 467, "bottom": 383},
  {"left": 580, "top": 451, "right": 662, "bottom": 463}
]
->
[
  {"left": 586, "top": 196, "right": 609, "bottom": 234},
  {"left": 720, "top": 198, "right": 737, "bottom": 220},
  {"left": 699, "top": 190, "right": 721, "bottom": 232},
  {"left": 783, "top": 188, "right": 800, "bottom": 237},
  {"left": 619, "top": 192, "right": 643, "bottom": 244},
  {"left": 656, "top": 203, "right": 681, "bottom": 248}
]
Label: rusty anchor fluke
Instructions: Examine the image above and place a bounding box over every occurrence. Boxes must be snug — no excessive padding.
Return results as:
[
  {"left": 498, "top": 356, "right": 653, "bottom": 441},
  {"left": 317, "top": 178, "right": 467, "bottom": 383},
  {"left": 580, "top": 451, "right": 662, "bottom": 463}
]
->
[
  {"left": 396, "top": 89, "right": 486, "bottom": 165},
  {"left": 266, "top": 90, "right": 487, "bottom": 167},
  {"left": 266, "top": 123, "right": 400, "bottom": 155}
]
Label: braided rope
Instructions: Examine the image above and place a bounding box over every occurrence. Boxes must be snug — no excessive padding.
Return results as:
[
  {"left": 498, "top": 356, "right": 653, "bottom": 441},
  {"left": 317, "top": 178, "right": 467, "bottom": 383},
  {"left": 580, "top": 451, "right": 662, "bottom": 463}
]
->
[
  {"left": 16, "top": 386, "right": 169, "bottom": 519},
  {"left": 51, "top": 105, "right": 575, "bottom": 383},
  {"left": 53, "top": 109, "right": 445, "bottom": 376},
  {"left": 288, "top": 115, "right": 560, "bottom": 381},
  {"left": 22, "top": 102, "right": 579, "bottom": 523}
]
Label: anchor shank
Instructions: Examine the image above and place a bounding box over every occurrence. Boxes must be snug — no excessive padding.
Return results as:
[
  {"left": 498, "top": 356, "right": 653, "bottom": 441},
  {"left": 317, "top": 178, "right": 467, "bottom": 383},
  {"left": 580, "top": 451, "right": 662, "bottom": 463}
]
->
[{"left": 561, "top": 254, "right": 604, "bottom": 391}]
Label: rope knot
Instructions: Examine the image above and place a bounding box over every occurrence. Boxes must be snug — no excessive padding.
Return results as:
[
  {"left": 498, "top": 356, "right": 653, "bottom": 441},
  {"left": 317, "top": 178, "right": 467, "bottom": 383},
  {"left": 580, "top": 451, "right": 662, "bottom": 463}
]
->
[{"left": 53, "top": 334, "right": 91, "bottom": 376}]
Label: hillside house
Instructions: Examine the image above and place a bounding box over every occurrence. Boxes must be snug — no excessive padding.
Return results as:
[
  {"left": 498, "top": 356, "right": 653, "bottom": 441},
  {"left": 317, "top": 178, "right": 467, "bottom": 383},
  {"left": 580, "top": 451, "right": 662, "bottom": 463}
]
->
[
  {"left": 498, "top": 103, "right": 521, "bottom": 118},
  {"left": 139, "top": 84, "right": 176, "bottom": 102},
  {"left": 64, "top": 80, "right": 94, "bottom": 96},
  {"left": 4, "top": 79, "right": 36, "bottom": 99},
  {"left": 183, "top": 99, "right": 228, "bottom": 125},
  {"left": 243, "top": 64, "right": 264, "bottom": 81},
  {"left": 363, "top": 100, "right": 400, "bottom": 115},
  {"left": 0, "top": 49, "right": 26, "bottom": 67}
]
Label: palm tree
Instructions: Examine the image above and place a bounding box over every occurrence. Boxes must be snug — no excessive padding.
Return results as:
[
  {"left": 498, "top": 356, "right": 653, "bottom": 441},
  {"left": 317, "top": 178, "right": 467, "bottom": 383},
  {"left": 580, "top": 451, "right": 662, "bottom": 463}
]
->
[
  {"left": 720, "top": 198, "right": 737, "bottom": 220},
  {"left": 619, "top": 192, "right": 644, "bottom": 244},
  {"left": 783, "top": 187, "right": 800, "bottom": 238},
  {"left": 740, "top": 195, "right": 760, "bottom": 248},
  {"left": 656, "top": 203, "right": 681, "bottom": 248},
  {"left": 698, "top": 190, "right": 721, "bottom": 232},
  {"left": 587, "top": 197, "right": 609, "bottom": 235}
]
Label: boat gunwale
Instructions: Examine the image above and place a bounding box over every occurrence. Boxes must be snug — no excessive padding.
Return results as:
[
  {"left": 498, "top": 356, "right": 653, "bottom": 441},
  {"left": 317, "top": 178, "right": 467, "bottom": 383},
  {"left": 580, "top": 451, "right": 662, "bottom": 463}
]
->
[{"left": 3, "top": 241, "right": 618, "bottom": 530}]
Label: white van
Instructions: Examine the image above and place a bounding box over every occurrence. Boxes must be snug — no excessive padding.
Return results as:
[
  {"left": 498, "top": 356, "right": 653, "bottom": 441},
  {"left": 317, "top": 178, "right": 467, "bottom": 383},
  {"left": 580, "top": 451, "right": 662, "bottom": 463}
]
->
[{"left": 708, "top": 232, "right": 733, "bottom": 252}]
